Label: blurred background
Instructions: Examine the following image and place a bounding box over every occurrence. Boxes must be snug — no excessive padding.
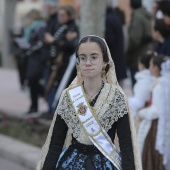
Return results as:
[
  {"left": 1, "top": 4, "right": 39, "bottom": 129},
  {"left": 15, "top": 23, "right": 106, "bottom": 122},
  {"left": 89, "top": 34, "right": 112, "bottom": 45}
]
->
[{"left": 0, "top": 0, "right": 170, "bottom": 169}]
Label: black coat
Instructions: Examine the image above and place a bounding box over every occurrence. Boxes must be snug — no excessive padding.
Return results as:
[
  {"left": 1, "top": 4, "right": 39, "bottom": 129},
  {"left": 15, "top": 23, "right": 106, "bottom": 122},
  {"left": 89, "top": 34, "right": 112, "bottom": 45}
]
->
[
  {"left": 42, "top": 13, "right": 59, "bottom": 64},
  {"left": 157, "top": 37, "right": 170, "bottom": 57},
  {"left": 105, "top": 8, "right": 127, "bottom": 81},
  {"left": 51, "top": 19, "right": 79, "bottom": 86},
  {"left": 26, "top": 20, "right": 46, "bottom": 82},
  {"left": 52, "top": 20, "right": 79, "bottom": 64},
  {"left": 45, "top": 13, "right": 58, "bottom": 35}
]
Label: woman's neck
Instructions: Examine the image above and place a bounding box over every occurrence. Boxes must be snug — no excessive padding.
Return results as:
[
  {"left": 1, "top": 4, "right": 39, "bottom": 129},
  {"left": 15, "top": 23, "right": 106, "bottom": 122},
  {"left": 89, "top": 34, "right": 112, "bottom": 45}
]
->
[{"left": 83, "top": 76, "right": 103, "bottom": 95}]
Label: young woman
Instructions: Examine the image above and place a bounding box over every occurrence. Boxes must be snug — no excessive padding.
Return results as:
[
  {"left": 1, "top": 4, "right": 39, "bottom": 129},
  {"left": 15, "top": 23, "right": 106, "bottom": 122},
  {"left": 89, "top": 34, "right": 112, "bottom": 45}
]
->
[
  {"left": 137, "top": 55, "right": 165, "bottom": 170},
  {"left": 37, "top": 35, "right": 142, "bottom": 170}
]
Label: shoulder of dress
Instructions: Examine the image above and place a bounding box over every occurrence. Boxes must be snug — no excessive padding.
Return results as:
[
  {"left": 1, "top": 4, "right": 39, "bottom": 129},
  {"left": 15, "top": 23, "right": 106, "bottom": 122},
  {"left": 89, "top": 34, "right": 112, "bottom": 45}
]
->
[
  {"left": 107, "top": 84, "right": 127, "bottom": 100},
  {"left": 58, "top": 89, "right": 71, "bottom": 104},
  {"left": 105, "top": 83, "right": 115, "bottom": 90},
  {"left": 59, "top": 89, "right": 68, "bottom": 98},
  {"left": 106, "top": 83, "right": 124, "bottom": 95}
]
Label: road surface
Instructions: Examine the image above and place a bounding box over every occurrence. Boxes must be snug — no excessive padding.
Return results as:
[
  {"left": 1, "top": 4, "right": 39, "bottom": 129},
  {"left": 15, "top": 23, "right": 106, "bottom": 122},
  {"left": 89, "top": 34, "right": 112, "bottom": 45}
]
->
[{"left": 0, "top": 156, "right": 30, "bottom": 170}]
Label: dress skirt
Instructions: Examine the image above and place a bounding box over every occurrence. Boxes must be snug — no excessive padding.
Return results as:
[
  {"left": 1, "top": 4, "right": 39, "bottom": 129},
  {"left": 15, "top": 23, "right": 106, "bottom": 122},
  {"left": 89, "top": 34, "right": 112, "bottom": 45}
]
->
[
  {"left": 56, "top": 139, "right": 118, "bottom": 170},
  {"left": 142, "top": 119, "right": 164, "bottom": 170}
]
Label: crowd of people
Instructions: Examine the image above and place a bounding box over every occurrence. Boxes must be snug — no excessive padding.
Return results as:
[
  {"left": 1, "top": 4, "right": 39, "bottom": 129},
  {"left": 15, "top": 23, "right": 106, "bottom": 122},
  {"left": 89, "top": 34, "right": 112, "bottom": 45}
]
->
[
  {"left": 11, "top": 1, "right": 79, "bottom": 119},
  {"left": 127, "top": 0, "right": 170, "bottom": 170},
  {"left": 10, "top": 0, "right": 170, "bottom": 169}
]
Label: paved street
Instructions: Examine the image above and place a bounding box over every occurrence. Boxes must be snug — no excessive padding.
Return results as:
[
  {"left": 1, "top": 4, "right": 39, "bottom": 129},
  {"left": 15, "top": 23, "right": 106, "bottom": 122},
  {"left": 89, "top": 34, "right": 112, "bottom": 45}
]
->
[
  {"left": 0, "top": 156, "right": 30, "bottom": 170},
  {"left": 0, "top": 68, "right": 48, "bottom": 117}
]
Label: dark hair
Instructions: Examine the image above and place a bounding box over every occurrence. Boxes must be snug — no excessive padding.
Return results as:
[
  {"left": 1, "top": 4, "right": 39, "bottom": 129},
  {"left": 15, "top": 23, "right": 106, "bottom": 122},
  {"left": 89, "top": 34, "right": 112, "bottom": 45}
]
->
[
  {"left": 151, "top": 54, "right": 166, "bottom": 70},
  {"left": 59, "top": 6, "right": 75, "bottom": 19},
  {"left": 76, "top": 36, "right": 110, "bottom": 73},
  {"left": 139, "top": 51, "right": 157, "bottom": 69},
  {"left": 26, "top": 9, "right": 42, "bottom": 20},
  {"left": 114, "top": 7, "right": 126, "bottom": 25},
  {"left": 154, "top": 19, "right": 170, "bottom": 38},
  {"left": 76, "top": 36, "right": 109, "bottom": 63},
  {"left": 130, "top": 0, "right": 142, "bottom": 9},
  {"left": 157, "top": 1, "right": 170, "bottom": 17}
]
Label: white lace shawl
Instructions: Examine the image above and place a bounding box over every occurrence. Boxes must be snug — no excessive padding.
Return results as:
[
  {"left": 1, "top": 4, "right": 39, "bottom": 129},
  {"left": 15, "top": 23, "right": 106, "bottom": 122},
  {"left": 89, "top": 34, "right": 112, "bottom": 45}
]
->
[
  {"left": 36, "top": 85, "right": 142, "bottom": 170},
  {"left": 57, "top": 83, "right": 128, "bottom": 145}
]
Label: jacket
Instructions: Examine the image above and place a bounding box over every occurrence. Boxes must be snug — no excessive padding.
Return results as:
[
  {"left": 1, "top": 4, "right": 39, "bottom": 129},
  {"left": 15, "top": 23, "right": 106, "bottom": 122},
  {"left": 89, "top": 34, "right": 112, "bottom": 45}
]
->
[{"left": 127, "top": 7, "right": 152, "bottom": 68}]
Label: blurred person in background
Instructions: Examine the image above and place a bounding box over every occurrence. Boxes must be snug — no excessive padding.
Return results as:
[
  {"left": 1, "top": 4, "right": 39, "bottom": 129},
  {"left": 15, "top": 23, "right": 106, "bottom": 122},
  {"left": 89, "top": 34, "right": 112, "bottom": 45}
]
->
[
  {"left": 42, "top": 5, "right": 79, "bottom": 119},
  {"left": 152, "top": 18, "right": 170, "bottom": 56},
  {"left": 137, "top": 55, "right": 166, "bottom": 170},
  {"left": 152, "top": 0, "right": 170, "bottom": 57},
  {"left": 114, "top": 7, "right": 129, "bottom": 53},
  {"left": 42, "top": 0, "right": 59, "bottom": 89},
  {"left": 10, "top": 12, "right": 38, "bottom": 90},
  {"left": 24, "top": 9, "right": 46, "bottom": 115},
  {"left": 10, "top": 28, "right": 27, "bottom": 90},
  {"left": 156, "top": 59, "right": 170, "bottom": 170},
  {"left": 157, "top": 0, "right": 170, "bottom": 19},
  {"left": 128, "top": 51, "right": 155, "bottom": 117},
  {"left": 105, "top": 4, "right": 127, "bottom": 87},
  {"left": 127, "top": 0, "right": 152, "bottom": 86}
]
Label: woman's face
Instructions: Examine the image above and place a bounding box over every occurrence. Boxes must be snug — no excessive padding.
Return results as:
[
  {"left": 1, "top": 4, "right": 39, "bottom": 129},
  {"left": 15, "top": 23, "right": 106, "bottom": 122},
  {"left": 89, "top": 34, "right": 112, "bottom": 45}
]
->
[
  {"left": 58, "top": 9, "right": 70, "bottom": 24},
  {"left": 77, "top": 42, "right": 105, "bottom": 79}
]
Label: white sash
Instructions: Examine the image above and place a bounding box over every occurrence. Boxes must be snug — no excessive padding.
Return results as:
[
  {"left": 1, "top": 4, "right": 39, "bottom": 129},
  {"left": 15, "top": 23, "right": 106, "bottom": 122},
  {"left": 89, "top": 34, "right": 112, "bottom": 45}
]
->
[{"left": 67, "top": 85, "right": 122, "bottom": 170}]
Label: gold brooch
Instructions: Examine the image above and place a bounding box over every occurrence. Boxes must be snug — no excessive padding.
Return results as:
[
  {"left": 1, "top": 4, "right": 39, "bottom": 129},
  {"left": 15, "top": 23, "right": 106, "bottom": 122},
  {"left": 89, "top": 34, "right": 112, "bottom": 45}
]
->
[{"left": 77, "top": 102, "right": 87, "bottom": 116}]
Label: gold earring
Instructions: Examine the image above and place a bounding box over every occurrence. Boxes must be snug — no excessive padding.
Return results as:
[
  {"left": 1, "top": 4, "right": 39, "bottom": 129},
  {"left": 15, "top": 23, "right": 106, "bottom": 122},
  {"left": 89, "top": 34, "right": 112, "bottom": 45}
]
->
[{"left": 101, "top": 67, "right": 106, "bottom": 77}]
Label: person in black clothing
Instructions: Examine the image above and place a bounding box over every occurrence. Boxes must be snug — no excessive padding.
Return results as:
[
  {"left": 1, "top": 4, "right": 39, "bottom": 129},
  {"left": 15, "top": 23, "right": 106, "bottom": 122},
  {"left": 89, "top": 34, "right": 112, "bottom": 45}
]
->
[
  {"left": 36, "top": 36, "right": 142, "bottom": 170},
  {"left": 10, "top": 29, "right": 27, "bottom": 90},
  {"left": 24, "top": 9, "right": 46, "bottom": 114},
  {"left": 152, "top": 1, "right": 170, "bottom": 57},
  {"left": 43, "top": 0, "right": 58, "bottom": 34},
  {"left": 105, "top": 6, "right": 127, "bottom": 85},
  {"left": 127, "top": 0, "right": 152, "bottom": 86},
  {"left": 42, "top": 0, "right": 59, "bottom": 88},
  {"left": 42, "top": 6, "right": 79, "bottom": 118}
]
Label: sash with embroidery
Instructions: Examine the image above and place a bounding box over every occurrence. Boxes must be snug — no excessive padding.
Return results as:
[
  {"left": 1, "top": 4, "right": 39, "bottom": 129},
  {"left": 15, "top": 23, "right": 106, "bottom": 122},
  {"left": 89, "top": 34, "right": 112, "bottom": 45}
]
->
[{"left": 67, "top": 85, "right": 122, "bottom": 170}]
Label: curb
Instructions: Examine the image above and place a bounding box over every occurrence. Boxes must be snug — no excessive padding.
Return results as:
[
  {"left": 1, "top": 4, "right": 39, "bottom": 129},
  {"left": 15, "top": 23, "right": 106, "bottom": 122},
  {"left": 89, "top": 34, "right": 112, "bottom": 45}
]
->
[{"left": 0, "top": 134, "right": 41, "bottom": 170}]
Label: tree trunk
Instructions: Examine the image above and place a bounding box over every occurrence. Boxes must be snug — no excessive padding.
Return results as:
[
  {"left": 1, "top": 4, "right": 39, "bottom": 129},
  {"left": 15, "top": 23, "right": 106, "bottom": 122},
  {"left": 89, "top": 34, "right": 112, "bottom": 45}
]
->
[
  {"left": 80, "top": 0, "right": 106, "bottom": 38},
  {"left": 1, "top": 0, "right": 17, "bottom": 68}
]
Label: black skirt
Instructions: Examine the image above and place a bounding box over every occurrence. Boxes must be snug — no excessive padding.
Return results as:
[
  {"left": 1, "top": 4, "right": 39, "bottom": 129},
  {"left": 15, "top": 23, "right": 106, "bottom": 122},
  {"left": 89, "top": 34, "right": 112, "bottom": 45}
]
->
[{"left": 56, "top": 139, "right": 118, "bottom": 170}]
